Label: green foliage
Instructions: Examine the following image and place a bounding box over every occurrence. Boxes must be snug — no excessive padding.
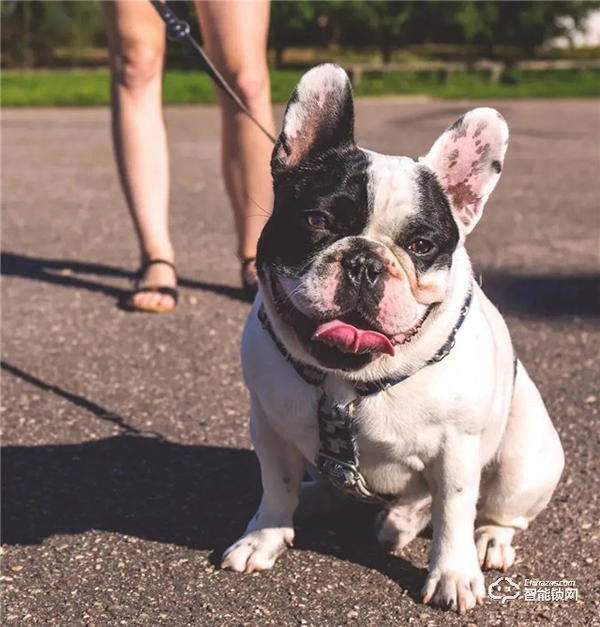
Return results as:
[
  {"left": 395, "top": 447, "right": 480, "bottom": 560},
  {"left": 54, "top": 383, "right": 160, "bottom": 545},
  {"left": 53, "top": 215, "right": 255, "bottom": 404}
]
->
[
  {"left": 271, "top": 0, "right": 600, "bottom": 64},
  {"left": 452, "top": 0, "right": 600, "bottom": 59},
  {"left": 2, "top": 68, "right": 599, "bottom": 108},
  {"left": 1, "top": 0, "right": 106, "bottom": 68},
  {"left": 270, "top": 1, "right": 319, "bottom": 66},
  {"left": 2, "top": 0, "right": 600, "bottom": 69}
]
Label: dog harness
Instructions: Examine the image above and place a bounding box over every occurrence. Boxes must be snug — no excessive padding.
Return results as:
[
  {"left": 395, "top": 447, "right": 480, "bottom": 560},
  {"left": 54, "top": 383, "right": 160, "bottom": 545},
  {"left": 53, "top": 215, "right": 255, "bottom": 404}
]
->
[{"left": 257, "top": 290, "right": 475, "bottom": 503}]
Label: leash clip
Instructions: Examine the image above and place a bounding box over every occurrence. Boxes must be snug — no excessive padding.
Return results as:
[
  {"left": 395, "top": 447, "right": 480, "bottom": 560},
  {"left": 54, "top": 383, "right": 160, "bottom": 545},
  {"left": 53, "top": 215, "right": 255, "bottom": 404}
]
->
[{"left": 166, "top": 16, "right": 191, "bottom": 42}]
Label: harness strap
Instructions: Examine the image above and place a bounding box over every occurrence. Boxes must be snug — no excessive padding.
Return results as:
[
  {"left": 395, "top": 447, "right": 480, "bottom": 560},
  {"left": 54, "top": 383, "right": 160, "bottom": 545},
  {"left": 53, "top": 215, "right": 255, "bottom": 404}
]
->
[
  {"left": 257, "top": 306, "right": 325, "bottom": 387},
  {"left": 316, "top": 397, "right": 394, "bottom": 503},
  {"left": 258, "top": 288, "right": 475, "bottom": 502}
]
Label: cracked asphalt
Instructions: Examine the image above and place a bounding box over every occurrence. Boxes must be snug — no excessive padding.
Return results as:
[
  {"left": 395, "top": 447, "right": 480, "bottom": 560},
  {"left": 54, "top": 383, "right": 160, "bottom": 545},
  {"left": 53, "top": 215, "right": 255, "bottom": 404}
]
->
[{"left": 2, "top": 98, "right": 599, "bottom": 627}]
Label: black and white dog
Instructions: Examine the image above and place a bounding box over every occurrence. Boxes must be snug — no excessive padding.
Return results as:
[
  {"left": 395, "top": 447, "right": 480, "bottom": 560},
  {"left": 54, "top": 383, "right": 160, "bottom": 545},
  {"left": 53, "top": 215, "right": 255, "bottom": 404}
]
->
[{"left": 222, "top": 64, "right": 564, "bottom": 613}]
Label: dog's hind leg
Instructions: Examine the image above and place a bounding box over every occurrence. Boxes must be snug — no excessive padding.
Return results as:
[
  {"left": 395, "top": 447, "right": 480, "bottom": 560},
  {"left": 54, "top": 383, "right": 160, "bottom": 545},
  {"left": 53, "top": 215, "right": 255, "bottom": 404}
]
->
[
  {"left": 222, "top": 400, "right": 305, "bottom": 573},
  {"left": 475, "top": 364, "right": 564, "bottom": 571},
  {"left": 376, "top": 495, "right": 432, "bottom": 554}
]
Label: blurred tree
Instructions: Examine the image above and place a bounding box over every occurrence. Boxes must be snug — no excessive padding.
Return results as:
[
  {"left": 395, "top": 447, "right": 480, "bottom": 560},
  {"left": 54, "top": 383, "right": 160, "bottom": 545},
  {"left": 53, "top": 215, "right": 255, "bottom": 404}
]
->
[
  {"left": 338, "top": 1, "right": 413, "bottom": 62},
  {"left": 270, "top": 1, "right": 318, "bottom": 68},
  {"left": 1, "top": 0, "right": 105, "bottom": 68},
  {"left": 453, "top": 0, "right": 600, "bottom": 60},
  {"left": 2, "top": 0, "right": 599, "bottom": 70}
]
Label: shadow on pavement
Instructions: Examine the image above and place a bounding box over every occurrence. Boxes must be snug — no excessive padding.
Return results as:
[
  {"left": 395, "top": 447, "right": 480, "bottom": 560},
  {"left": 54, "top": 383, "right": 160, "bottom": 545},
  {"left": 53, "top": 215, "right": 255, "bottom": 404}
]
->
[
  {"left": 1, "top": 360, "right": 427, "bottom": 598},
  {"left": 3, "top": 250, "right": 598, "bottom": 317},
  {"left": 478, "top": 270, "right": 600, "bottom": 318},
  {"left": 0, "top": 361, "right": 162, "bottom": 439},
  {"left": 1, "top": 433, "right": 259, "bottom": 549},
  {"left": 0, "top": 251, "right": 249, "bottom": 303}
]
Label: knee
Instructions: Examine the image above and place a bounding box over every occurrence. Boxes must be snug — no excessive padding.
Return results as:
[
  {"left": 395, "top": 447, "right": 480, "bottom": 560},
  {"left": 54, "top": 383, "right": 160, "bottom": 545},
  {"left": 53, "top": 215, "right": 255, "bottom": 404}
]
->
[
  {"left": 230, "top": 69, "right": 270, "bottom": 111},
  {"left": 112, "top": 42, "right": 164, "bottom": 92}
]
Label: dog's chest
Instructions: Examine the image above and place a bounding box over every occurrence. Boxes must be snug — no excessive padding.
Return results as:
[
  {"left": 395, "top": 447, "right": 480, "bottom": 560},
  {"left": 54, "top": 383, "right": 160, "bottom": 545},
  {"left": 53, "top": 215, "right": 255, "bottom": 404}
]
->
[
  {"left": 349, "top": 390, "right": 445, "bottom": 495},
  {"left": 260, "top": 373, "right": 444, "bottom": 497}
]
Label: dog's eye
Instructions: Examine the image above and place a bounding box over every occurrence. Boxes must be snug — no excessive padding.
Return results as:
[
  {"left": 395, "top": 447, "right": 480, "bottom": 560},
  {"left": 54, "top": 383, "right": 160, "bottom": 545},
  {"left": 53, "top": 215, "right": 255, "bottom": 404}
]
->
[
  {"left": 408, "top": 239, "right": 434, "bottom": 255},
  {"left": 306, "top": 212, "right": 328, "bottom": 230}
]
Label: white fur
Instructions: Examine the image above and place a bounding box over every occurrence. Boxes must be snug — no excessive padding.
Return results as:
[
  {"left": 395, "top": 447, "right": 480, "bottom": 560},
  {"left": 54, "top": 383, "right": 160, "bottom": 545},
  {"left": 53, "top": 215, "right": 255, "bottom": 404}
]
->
[
  {"left": 229, "top": 282, "right": 563, "bottom": 612},
  {"left": 363, "top": 151, "right": 419, "bottom": 237},
  {"left": 283, "top": 64, "right": 350, "bottom": 141},
  {"left": 222, "top": 87, "right": 564, "bottom": 615}
]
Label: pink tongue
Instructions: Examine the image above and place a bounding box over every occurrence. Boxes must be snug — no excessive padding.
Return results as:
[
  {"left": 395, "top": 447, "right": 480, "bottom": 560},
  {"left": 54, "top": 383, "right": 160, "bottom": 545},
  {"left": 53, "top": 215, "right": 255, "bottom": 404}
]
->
[{"left": 312, "top": 320, "right": 395, "bottom": 356}]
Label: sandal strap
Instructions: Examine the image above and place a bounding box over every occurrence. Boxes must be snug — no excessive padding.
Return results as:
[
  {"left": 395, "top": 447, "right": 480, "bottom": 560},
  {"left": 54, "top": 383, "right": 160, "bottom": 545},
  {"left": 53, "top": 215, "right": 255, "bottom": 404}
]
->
[
  {"left": 140, "top": 258, "right": 177, "bottom": 274},
  {"left": 135, "top": 258, "right": 178, "bottom": 283}
]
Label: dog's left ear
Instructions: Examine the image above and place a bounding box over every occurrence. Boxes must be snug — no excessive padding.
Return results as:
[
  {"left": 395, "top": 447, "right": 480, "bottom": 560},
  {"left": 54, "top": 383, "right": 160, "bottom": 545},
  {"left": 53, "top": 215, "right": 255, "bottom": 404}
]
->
[
  {"left": 272, "top": 64, "right": 355, "bottom": 172},
  {"left": 421, "top": 108, "right": 509, "bottom": 234}
]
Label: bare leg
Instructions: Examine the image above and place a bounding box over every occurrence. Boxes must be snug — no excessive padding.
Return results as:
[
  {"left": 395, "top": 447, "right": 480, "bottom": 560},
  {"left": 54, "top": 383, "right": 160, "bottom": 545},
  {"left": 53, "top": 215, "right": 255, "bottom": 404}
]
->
[
  {"left": 102, "top": 0, "right": 176, "bottom": 311},
  {"left": 195, "top": 0, "right": 275, "bottom": 285}
]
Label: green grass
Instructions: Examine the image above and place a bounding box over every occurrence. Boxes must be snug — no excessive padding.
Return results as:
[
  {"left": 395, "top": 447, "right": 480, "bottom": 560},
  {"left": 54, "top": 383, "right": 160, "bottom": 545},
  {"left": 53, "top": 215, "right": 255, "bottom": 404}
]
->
[
  {"left": 1, "top": 68, "right": 599, "bottom": 107},
  {"left": 354, "top": 68, "right": 600, "bottom": 99}
]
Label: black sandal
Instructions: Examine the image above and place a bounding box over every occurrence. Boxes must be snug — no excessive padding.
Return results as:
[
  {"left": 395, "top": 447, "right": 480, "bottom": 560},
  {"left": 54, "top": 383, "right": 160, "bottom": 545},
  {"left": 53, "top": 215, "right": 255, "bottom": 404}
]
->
[
  {"left": 123, "top": 259, "right": 179, "bottom": 313},
  {"left": 241, "top": 257, "right": 258, "bottom": 302}
]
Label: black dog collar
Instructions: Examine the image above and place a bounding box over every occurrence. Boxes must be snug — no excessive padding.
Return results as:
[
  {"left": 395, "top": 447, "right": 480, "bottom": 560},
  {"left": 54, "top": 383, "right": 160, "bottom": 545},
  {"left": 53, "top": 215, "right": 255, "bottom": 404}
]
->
[{"left": 257, "top": 289, "right": 473, "bottom": 503}]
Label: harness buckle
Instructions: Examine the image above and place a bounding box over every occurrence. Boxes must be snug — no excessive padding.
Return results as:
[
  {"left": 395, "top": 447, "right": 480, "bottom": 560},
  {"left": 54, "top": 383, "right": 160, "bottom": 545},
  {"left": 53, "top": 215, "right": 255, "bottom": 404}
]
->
[{"left": 316, "top": 453, "right": 377, "bottom": 499}]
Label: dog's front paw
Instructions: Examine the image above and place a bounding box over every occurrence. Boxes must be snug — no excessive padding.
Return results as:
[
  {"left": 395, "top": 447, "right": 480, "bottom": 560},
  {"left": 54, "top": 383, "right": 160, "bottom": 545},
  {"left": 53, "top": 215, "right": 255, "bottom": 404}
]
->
[
  {"left": 422, "top": 566, "right": 485, "bottom": 613},
  {"left": 221, "top": 527, "right": 294, "bottom": 573}
]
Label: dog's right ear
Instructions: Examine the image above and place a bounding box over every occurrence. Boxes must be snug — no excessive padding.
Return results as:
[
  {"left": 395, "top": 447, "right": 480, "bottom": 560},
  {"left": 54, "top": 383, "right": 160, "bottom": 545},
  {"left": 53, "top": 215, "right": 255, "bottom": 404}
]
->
[{"left": 272, "top": 64, "right": 355, "bottom": 171}]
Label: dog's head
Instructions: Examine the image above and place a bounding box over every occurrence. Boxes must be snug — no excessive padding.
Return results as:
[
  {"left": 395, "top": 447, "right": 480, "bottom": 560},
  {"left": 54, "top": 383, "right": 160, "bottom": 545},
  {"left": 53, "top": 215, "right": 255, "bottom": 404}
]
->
[{"left": 257, "top": 64, "right": 508, "bottom": 372}]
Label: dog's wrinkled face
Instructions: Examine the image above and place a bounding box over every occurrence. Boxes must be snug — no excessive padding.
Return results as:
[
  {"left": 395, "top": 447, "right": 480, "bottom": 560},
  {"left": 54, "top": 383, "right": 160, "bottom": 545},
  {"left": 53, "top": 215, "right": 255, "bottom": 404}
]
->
[{"left": 257, "top": 64, "right": 508, "bottom": 371}]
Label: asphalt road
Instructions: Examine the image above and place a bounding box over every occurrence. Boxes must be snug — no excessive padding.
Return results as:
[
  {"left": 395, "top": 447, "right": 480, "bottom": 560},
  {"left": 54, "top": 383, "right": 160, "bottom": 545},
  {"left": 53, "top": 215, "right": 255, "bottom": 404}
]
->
[{"left": 2, "top": 98, "right": 599, "bottom": 627}]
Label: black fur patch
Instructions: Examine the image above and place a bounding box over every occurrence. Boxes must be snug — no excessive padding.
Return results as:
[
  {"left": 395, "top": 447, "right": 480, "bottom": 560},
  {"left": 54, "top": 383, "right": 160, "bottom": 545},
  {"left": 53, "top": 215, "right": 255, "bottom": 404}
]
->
[
  {"left": 397, "top": 167, "right": 460, "bottom": 274},
  {"left": 258, "top": 145, "right": 371, "bottom": 277},
  {"left": 448, "top": 115, "right": 468, "bottom": 138},
  {"left": 258, "top": 142, "right": 378, "bottom": 371},
  {"left": 449, "top": 115, "right": 465, "bottom": 131}
]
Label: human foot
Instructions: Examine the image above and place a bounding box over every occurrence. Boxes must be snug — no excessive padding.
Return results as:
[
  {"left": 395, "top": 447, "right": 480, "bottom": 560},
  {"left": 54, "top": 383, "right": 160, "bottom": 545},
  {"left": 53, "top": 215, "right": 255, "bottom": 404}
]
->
[{"left": 126, "top": 259, "right": 178, "bottom": 313}]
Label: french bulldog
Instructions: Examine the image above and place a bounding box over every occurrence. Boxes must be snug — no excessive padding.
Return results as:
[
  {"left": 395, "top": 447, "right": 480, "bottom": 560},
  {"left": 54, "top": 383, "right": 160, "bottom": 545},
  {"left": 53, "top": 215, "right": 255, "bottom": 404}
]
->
[{"left": 222, "top": 64, "right": 564, "bottom": 613}]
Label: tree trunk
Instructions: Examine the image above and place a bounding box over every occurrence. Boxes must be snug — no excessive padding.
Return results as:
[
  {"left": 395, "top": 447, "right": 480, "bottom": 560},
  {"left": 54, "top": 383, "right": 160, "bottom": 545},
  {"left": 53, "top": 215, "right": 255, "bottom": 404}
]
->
[{"left": 381, "top": 40, "right": 393, "bottom": 64}]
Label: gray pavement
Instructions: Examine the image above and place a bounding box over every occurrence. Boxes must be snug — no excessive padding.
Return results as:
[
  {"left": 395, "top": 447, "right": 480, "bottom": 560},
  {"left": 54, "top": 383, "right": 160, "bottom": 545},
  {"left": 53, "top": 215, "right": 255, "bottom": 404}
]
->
[{"left": 2, "top": 99, "right": 599, "bottom": 627}]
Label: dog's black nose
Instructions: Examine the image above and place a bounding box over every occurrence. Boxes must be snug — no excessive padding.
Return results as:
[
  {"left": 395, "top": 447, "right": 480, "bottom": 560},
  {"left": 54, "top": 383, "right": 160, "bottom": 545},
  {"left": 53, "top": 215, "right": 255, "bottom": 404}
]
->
[{"left": 342, "top": 250, "right": 385, "bottom": 288}]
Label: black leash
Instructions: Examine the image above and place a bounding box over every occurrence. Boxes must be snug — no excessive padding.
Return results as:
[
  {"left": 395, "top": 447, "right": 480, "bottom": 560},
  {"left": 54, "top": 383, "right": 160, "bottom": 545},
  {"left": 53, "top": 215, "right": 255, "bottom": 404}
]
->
[{"left": 149, "top": 0, "right": 278, "bottom": 145}]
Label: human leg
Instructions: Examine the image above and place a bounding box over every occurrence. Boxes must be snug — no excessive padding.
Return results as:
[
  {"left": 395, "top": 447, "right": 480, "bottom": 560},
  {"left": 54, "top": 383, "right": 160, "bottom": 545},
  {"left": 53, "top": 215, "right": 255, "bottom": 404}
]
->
[
  {"left": 195, "top": 0, "right": 275, "bottom": 292},
  {"left": 102, "top": 0, "right": 176, "bottom": 312}
]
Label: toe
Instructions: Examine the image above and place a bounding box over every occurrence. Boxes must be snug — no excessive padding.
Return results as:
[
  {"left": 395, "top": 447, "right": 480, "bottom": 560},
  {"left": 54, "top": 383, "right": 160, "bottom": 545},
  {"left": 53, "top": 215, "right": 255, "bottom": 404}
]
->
[{"left": 131, "top": 290, "right": 175, "bottom": 312}]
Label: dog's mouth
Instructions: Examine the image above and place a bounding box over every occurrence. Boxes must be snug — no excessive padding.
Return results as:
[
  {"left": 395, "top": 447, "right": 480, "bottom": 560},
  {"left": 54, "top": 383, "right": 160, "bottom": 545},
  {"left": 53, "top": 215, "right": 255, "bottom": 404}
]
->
[
  {"left": 312, "top": 310, "right": 429, "bottom": 356},
  {"left": 270, "top": 276, "right": 431, "bottom": 359}
]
